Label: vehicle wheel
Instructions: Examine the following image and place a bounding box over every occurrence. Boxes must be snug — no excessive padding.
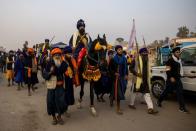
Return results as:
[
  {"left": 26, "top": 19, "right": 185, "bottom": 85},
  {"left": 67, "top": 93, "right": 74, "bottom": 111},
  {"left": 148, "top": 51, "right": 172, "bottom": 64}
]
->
[{"left": 151, "top": 80, "right": 165, "bottom": 98}]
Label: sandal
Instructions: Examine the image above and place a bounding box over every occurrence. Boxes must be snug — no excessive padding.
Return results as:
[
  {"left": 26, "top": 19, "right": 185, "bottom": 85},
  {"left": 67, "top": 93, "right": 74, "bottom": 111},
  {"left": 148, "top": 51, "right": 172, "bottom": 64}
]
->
[
  {"left": 52, "top": 119, "right": 58, "bottom": 125},
  {"left": 58, "top": 119, "right": 64, "bottom": 125},
  {"left": 116, "top": 110, "right": 123, "bottom": 115}
]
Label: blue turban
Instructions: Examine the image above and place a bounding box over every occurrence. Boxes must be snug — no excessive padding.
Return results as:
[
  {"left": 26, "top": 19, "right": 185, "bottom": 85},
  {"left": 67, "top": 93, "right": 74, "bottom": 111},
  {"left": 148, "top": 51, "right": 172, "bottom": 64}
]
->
[
  {"left": 45, "top": 39, "right": 49, "bottom": 43},
  {"left": 139, "top": 47, "right": 148, "bottom": 54},
  {"left": 172, "top": 47, "right": 180, "bottom": 53},
  {"left": 63, "top": 46, "right": 72, "bottom": 54},
  {"left": 9, "top": 50, "right": 14, "bottom": 54},
  {"left": 115, "top": 45, "right": 123, "bottom": 51},
  {"left": 77, "top": 19, "right": 85, "bottom": 29}
]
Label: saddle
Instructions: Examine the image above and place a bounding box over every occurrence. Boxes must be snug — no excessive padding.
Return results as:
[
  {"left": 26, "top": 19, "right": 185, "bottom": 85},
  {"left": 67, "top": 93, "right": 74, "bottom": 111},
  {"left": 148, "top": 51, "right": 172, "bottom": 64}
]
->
[{"left": 82, "top": 64, "right": 101, "bottom": 82}]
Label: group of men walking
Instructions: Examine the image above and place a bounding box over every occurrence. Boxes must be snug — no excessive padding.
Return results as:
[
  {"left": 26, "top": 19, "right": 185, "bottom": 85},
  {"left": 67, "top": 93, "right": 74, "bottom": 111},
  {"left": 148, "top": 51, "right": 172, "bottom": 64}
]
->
[
  {"left": 1, "top": 47, "right": 39, "bottom": 95},
  {"left": 0, "top": 19, "right": 189, "bottom": 125}
]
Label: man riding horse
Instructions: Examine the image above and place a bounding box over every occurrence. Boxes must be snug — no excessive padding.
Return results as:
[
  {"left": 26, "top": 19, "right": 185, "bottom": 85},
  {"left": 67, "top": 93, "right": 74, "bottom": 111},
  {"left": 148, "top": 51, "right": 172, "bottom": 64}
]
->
[{"left": 69, "top": 19, "right": 92, "bottom": 108}]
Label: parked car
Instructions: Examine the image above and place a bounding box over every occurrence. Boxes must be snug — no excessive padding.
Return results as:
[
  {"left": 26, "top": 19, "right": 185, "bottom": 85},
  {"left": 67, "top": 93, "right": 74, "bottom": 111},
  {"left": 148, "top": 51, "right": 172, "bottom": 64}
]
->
[{"left": 151, "top": 44, "right": 196, "bottom": 98}]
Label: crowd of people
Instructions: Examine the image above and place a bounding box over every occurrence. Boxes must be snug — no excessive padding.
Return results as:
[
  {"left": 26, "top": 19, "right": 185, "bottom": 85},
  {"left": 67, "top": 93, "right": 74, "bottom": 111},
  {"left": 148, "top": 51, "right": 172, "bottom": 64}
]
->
[{"left": 0, "top": 19, "right": 189, "bottom": 125}]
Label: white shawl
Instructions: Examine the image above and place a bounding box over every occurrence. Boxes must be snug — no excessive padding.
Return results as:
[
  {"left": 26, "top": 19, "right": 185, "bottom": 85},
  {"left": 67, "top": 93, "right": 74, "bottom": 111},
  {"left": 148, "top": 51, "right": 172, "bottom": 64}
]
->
[{"left": 172, "top": 55, "right": 184, "bottom": 76}]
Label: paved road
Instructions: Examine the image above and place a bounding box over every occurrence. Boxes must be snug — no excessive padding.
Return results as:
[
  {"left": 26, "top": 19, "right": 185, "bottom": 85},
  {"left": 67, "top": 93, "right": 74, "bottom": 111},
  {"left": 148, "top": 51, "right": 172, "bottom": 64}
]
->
[{"left": 0, "top": 72, "right": 195, "bottom": 131}]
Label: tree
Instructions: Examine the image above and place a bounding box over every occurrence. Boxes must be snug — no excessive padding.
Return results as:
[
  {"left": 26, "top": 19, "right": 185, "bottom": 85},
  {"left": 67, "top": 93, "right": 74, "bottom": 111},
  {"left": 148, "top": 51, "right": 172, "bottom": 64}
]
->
[
  {"left": 190, "top": 32, "right": 196, "bottom": 37},
  {"left": 164, "top": 37, "right": 170, "bottom": 44},
  {"left": 176, "top": 26, "right": 189, "bottom": 38},
  {"left": 159, "top": 40, "right": 164, "bottom": 46}
]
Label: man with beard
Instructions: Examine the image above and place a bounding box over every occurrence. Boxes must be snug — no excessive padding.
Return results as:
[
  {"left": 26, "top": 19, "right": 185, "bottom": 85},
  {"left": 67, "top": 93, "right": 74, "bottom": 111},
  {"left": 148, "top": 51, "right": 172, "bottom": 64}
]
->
[
  {"left": 128, "top": 47, "right": 158, "bottom": 114},
  {"left": 109, "top": 45, "right": 128, "bottom": 115},
  {"left": 24, "top": 48, "right": 38, "bottom": 96},
  {"left": 69, "top": 19, "right": 92, "bottom": 59},
  {"left": 69, "top": 19, "right": 92, "bottom": 107},
  {"left": 43, "top": 48, "right": 68, "bottom": 125},
  {"left": 6, "top": 50, "right": 15, "bottom": 86},
  {"left": 157, "top": 47, "right": 189, "bottom": 113}
]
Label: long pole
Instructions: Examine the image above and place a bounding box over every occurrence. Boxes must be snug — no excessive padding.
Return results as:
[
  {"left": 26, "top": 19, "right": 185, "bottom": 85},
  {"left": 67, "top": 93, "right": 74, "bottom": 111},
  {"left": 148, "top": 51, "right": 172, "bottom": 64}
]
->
[
  {"left": 135, "top": 37, "right": 141, "bottom": 74},
  {"left": 49, "top": 36, "right": 55, "bottom": 45},
  {"left": 142, "top": 36, "right": 146, "bottom": 47},
  {"left": 115, "top": 65, "right": 119, "bottom": 108}
]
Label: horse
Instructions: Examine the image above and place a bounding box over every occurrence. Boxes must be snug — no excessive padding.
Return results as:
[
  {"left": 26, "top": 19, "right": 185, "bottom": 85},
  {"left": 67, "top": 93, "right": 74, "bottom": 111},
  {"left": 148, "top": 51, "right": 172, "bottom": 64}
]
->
[{"left": 79, "top": 34, "right": 108, "bottom": 116}]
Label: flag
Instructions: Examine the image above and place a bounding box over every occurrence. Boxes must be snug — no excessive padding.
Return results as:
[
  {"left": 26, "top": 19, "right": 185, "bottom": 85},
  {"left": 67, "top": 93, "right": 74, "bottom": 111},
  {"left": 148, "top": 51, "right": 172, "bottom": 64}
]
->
[
  {"left": 142, "top": 36, "right": 146, "bottom": 47},
  {"left": 127, "top": 19, "right": 136, "bottom": 51}
]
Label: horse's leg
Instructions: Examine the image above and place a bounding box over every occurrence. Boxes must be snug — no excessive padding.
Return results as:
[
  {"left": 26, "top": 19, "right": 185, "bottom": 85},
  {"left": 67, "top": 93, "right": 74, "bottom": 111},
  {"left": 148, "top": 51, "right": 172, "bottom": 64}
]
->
[
  {"left": 77, "top": 78, "right": 84, "bottom": 109},
  {"left": 97, "top": 94, "right": 101, "bottom": 102},
  {"left": 90, "top": 81, "right": 97, "bottom": 116},
  {"left": 79, "top": 79, "right": 84, "bottom": 101},
  {"left": 90, "top": 81, "right": 94, "bottom": 106},
  {"left": 100, "top": 93, "right": 106, "bottom": 102}
]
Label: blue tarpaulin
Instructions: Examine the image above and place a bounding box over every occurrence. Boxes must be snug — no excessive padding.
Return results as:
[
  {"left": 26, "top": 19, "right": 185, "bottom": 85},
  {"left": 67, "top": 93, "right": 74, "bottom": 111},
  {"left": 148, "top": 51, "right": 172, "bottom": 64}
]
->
[{"left": 51, "top": 42, "right": 67, "bottom": 49}]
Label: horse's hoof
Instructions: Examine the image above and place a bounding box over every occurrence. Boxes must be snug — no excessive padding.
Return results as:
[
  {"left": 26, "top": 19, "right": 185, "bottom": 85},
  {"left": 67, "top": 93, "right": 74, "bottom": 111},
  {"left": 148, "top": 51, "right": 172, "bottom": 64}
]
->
[
  {"left": 77, "top": 102, "right": 82, "bottom": 109},
  {"left": 90, "top": 107, "right": 97, "bottom": 117}
]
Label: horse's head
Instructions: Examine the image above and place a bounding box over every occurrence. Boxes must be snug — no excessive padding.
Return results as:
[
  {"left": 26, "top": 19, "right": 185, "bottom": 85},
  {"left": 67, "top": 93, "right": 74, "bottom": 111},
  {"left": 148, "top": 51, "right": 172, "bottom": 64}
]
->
[{"left": 90, "top": 34, "right": 108, "bottom": 60}]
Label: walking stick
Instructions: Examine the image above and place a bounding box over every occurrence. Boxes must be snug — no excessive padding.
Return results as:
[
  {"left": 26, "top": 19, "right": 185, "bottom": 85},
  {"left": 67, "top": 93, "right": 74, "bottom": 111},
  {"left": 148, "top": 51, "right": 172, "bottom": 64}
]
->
[{"left": 115, "top": 65, "right": 119, "bottom": 103}]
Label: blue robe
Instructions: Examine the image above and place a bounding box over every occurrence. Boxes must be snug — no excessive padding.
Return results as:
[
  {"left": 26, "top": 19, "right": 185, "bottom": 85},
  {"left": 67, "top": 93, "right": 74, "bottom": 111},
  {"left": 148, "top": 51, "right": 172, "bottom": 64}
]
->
[
  {"left": 109, "top": 54, "right": 128, "bottom": 100},
  {"left": 14, "top": 59, "right": 24, "bottom": 83}
]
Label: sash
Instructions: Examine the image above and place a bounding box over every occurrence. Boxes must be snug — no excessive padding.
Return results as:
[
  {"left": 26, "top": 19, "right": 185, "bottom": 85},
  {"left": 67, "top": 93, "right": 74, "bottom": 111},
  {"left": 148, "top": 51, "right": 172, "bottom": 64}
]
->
[
  {"left": 135, "top": 56, "right": 151, "bottom": 90},
  {"left": 73, "top": 32, "right": 79, "bottom": 48},
  {"left": 72, "top": 31, "right": 90, "bottom": 48},
  {"left": 136, "top": 56, "right": 142, "bottom": 90}
]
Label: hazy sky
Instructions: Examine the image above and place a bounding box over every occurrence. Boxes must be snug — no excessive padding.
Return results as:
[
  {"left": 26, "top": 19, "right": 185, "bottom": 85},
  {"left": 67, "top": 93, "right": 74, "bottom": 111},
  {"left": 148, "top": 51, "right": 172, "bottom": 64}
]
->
[{"left": 0, "top": 0, "right": 196, "bottom": 50}]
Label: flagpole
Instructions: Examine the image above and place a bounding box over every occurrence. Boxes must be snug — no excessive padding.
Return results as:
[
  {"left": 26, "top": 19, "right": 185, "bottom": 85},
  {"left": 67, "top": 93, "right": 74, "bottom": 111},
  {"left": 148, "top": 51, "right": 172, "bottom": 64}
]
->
[
  {"left": 49, "top": 36, "right": 55, "bottom": 46},
  {"left": 127, "top": 19, "right": 136, "bottom": 52},
  {"left": 135, "top": 37, "right": 141, "bottom": 74},
  {"left": 142, "top": 35, "right": 146, "bottom": 47}
]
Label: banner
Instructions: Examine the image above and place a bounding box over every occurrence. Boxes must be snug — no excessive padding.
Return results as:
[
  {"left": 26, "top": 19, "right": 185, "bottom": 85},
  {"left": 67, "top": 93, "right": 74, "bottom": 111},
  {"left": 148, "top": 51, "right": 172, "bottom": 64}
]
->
[{"left": 127, "top": 19, "right": 136, "bottom": 51}]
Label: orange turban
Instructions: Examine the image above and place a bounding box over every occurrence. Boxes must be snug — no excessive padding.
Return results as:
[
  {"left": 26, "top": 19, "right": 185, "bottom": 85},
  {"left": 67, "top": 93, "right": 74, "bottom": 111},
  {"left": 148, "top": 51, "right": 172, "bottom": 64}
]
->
[
  {"left": 50, "top": 48, "right": 62, "bottom": 56},
  {"left": 27, "top": 48, "right": 34, "bottom": 53}
]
